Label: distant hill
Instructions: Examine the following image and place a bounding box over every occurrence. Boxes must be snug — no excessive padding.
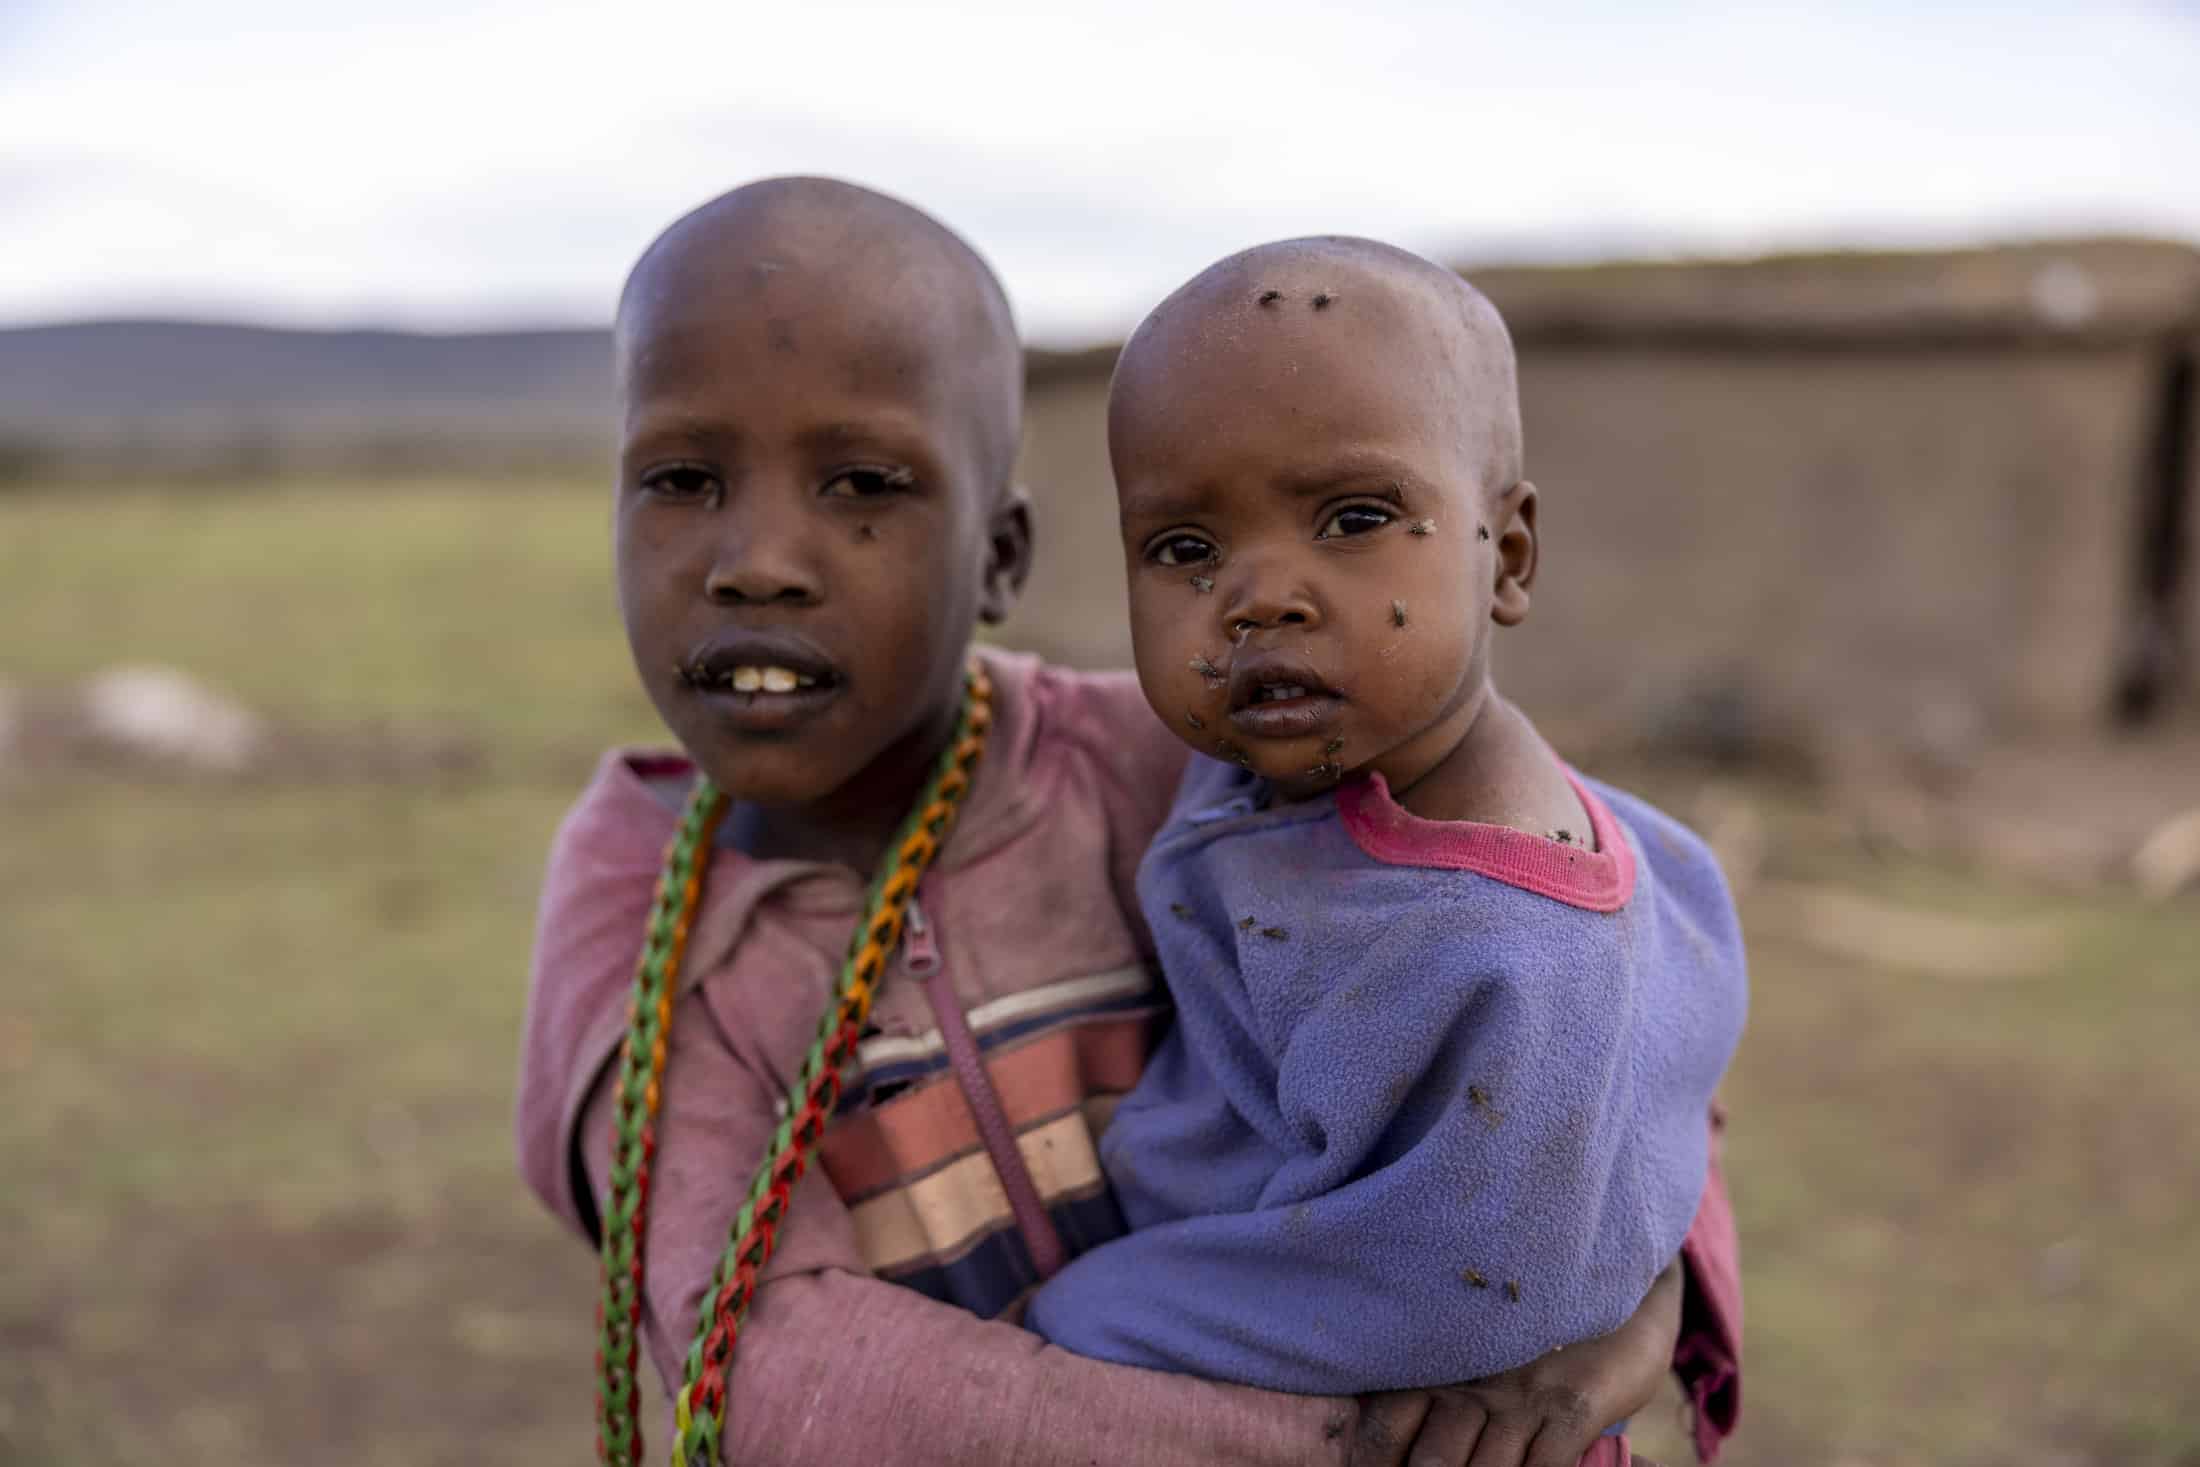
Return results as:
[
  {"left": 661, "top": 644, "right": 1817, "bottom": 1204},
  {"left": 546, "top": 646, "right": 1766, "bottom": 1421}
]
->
[
  {"left": 0, "top": 318, "right": 1109, "bottom": 479},
  {"left": 0, "top": 319, "right": 614, "bottom": 425},
  {"left": 0, "top": 320, "right": 617, "bottom": 477}
]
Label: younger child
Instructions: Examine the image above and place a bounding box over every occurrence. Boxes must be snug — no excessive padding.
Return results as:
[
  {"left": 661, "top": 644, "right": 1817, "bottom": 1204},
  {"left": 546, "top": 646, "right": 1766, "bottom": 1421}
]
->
[
  {"left": 516, "top": 183, "right": 1742, "bottom": 1467},
  {"left": 1026, "top": 239, "right": 1749, "bottom": 1402}
]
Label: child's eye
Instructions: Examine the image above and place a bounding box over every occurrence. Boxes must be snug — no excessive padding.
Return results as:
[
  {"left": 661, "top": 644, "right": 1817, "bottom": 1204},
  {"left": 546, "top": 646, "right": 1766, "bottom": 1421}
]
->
[
  {"left": 640, "top": 465, "right": 719, "bottom": 500},
  {"left": 1150, "top": 533, "right": 1217, "bottom": 567},
  {"left": 1315, "top": 505, "right": 1394, "bottom": 540},
  {"left": 821, "top": 465, "right": 917, "bottom": 499}
]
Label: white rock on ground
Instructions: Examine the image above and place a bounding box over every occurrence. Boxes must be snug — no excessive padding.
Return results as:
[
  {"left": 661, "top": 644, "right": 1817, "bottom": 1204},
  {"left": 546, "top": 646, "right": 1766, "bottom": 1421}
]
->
[
  {"left": 2133, "top": 808, "right": 2200, "bottom": 901},
  {"left": 79, "top": 665, "right": 269, "bottom": 773}
]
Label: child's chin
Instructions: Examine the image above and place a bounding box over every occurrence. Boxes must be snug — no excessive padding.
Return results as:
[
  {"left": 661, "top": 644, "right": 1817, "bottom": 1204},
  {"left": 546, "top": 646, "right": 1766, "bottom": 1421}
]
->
[
  {"left": 691, "top": 743, "right": 860, "bottom": 808},
  {"left": 1230, "top": 741, "right": 1347, "bottom": 794},
  {"left": 1266, "top": 763, "right": 1353, "bottom": 802}
]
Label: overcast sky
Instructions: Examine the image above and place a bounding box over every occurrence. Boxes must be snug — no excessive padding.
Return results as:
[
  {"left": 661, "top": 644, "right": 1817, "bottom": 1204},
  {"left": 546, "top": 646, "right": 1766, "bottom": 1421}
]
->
[{"left": 4, "top": 0, "right": 2195, "bottom": 344}]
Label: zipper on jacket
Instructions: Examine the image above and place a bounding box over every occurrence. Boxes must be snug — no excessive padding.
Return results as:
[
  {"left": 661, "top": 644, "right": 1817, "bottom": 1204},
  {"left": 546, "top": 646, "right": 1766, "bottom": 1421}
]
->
[
  {"left": 901, "top": 898, "right": 942, "bottom": 976},
  {"left": 900, "top": 895, "right": 1068, "bottom": 1280}
]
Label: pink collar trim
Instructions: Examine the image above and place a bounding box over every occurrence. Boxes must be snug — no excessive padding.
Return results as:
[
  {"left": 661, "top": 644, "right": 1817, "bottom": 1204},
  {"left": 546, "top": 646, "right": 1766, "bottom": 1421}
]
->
[{"left": 1336, "top": 768, "right": 1636, "bottom": 912}]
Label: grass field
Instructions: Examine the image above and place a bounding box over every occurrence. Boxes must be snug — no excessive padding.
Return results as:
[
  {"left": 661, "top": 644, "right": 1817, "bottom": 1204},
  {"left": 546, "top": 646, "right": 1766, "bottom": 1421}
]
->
[{"left": 3, "top": 481, "right": 2197, "bottom": 1467}]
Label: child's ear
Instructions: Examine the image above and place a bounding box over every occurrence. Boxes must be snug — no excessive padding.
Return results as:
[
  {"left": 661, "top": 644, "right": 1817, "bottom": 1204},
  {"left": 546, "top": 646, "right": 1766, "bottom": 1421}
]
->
[
  {"left": 1490, "top": 481, "right": 1537, "bottom": 627},
  {"left": 978, "top": 487, "right": 1035, "bottom": 626}
]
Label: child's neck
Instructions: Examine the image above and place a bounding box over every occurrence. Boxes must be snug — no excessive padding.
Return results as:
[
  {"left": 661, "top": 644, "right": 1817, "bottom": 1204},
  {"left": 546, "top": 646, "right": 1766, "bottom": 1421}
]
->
[
  {"left": 1386, "top": 688, "right": 1590, "bottom": 840},
  {"left": 727, "top": 697, "right": 964, "bottom": 877}
]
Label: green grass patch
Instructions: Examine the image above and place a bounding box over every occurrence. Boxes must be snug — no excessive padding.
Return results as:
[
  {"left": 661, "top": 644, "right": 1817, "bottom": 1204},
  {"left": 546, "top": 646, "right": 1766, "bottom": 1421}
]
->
[{"left": 0, "top": 478, "right": 661, "bottom": 755}]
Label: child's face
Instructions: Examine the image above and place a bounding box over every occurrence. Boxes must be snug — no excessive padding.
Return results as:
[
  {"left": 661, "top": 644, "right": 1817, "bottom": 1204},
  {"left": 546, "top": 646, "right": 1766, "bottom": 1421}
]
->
[
  {"left": 1112, "top": 276, "right": 1534, "bottom": 801},
  {"left": 614, "top": 245, "right": 1026, "bottom": 810}
]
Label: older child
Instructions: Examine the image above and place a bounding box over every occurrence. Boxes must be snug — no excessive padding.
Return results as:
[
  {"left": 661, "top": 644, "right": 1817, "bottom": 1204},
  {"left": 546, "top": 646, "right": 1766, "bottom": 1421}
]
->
[
  {"left": 1024, "top": 237, "right": 1748, "bottom": 1419},
  {"left": 516, "top": 182, "right": 1741, "bottom": 1467}
]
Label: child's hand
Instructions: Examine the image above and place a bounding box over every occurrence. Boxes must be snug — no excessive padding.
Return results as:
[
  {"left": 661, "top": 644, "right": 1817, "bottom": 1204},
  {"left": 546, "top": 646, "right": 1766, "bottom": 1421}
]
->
[{"left": 1347, "top": 1258, "right": 1683, "bottom": 1467}]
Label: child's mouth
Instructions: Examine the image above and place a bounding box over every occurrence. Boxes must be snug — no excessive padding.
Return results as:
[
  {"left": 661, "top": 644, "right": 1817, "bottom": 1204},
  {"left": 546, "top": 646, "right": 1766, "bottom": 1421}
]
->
[
  {"left": 678, "top": 633, "right": 845, "bottom": 732},
  {"left": 1224, "top": 654, "right": 1344, "bottom": 741}
]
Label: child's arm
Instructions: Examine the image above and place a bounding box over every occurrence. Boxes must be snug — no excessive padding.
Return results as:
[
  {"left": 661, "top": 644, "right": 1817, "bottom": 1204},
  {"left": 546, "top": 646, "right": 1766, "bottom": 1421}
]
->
[{"left": 722, "top": 1265, "right": 1682, "bottom": 1467}]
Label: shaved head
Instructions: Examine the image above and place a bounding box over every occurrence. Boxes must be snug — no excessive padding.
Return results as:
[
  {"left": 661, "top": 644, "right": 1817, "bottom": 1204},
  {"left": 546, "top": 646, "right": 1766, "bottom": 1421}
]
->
[
  {"left": 617, "top": 175, "right": 1023, "bottom": 490},
  {"left": 1114, "top": 235, "right": 1522, "bottom": 495}
]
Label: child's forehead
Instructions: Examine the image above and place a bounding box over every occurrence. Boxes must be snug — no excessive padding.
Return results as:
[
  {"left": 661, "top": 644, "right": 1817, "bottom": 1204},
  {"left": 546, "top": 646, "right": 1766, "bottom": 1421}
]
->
[
  {"left": 1113, "top": 299, "right": 1473, "bottom": 465},
  {"left": 620, "top": 312, "right": 945, "bottom": 461},
  {"left": 623, "top": 269, "right": 957, "bottom": 395},
  {"left": 624, "top": 240, "right": 961, "bottom": 360},
  {"left": 1110, "top": 243, "right": 1520, "bottom": 491},
  {"left": 1135, "top": 255, "right": 1472, "bottom": 388},
  {"left": 618, "top": 257, "right": 1017, "bottom": 476}
]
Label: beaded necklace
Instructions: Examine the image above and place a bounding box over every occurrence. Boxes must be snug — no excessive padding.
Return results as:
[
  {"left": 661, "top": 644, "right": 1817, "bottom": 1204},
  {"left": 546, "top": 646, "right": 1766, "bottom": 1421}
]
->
[{"left": 593, "top": 662, "right": 995, "bottom": 1467}]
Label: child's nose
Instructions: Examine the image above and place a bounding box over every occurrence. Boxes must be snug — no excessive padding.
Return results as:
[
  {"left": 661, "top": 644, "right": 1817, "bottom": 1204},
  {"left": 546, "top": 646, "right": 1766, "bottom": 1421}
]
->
[
  {"left": 1221, "top": 553, "right": 1320, "bottom": 637},
  {"left": 705, "top": 554, "right": 819, "bottom": 606},
  {"left": 703, "top": 504, "right": 821, "bottom": 607}
]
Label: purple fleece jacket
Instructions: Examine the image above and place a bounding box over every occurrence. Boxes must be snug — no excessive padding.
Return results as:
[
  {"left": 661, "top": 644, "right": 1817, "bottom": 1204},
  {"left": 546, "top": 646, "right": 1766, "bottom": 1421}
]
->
[{"left": 1025, "top": 756, "right": 1748, "bottom": 1393}]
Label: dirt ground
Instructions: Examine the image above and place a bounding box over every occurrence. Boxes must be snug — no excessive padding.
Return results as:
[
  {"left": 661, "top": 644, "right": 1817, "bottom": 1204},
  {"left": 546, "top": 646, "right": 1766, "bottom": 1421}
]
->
[{"left": 4, "top": 482, "right": 2198, "bottom": 1467}]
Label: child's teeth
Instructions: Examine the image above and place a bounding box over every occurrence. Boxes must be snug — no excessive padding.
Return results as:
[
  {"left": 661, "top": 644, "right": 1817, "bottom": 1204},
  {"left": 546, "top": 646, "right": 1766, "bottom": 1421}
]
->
[{"left": 719, "top": 665, "right": 817, "bottom": 694}]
